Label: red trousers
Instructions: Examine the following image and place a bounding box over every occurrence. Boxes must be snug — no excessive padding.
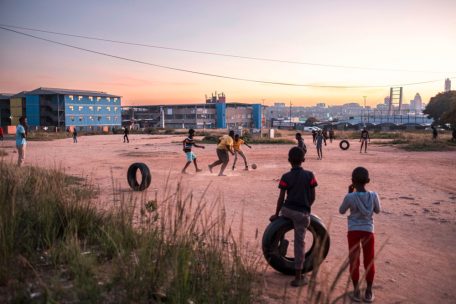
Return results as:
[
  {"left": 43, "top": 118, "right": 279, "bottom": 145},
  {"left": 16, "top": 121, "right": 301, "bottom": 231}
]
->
[{"left": 347, "top": 231, "right": 375, "bottom": 284}]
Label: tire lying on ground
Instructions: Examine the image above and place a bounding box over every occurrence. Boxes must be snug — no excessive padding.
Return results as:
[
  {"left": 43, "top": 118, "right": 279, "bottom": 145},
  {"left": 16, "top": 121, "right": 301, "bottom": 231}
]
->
[
  {"left": 339, "top": 140, "right": 350, "bottom": 150},
  {"left": 127, "top": 163, "right": 152, "bottom": 191},
  {"left": 262, "top": 215, "right": 330, "bottom": 275}
]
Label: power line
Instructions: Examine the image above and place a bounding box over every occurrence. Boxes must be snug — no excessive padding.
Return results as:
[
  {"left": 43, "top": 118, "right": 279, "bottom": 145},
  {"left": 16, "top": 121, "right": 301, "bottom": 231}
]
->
[
  {"left": 0, "top": 23, "right": 452, "bottom": 74},
  {"left": 0, "top": 26, "right": 454, "bottom": 89}
]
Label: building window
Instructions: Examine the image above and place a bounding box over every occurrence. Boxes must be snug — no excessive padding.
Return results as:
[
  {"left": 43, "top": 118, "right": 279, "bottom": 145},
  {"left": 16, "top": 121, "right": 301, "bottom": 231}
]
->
[
  {"left": 97, "top": 97, "right": 101, "bottom": 102},
  {"left": 106, "top": 106, "right": 111, "bottom": 111},
  {"left": 78, "top": 106, "right": 83, "bottom": 111},
  {"left": 78, "top": 96, "right": 83, "bottom": 101},
  {"left": 69, "top": 95, "right": 74, "bottom": 100},
  {"left": 69, "top": 105, "right": 74, "bottom": 111},
  {"left": 79, "top": 116, "right": 83, "bottom": 122},
  {"left": 98, "top": 116, "right": 102, "bottom": 121},
  {"left": 89, "top": 96, "right": 93, "bottom": 101},
  {"left": 97, "top": 106, "right": 102, "bottom": 111},
  {"left": 114, "top": 116, "right": 118, "bottom": 121},
  {"left": 107, "top": 116, "right": 111, "bottom": 121},
  {"left": 89, "top": 116, "right": 94, "bottom": 121},
  {"left": 70, "top": 116, "right": 75, "bottom": 121},
  {"left": 114, "top": 107, "right": 118, "bottom": 111},
  {"left": 89, "top": 106, "right": 94, "bottom": 111}
]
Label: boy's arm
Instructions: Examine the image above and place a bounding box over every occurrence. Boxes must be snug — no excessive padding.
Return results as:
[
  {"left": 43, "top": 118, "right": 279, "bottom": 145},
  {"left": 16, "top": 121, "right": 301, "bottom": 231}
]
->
[
  {"left": 245, "top": 142, "right": 252, "bottom": 148},
  {"left": 339, "top": 195, "right": 351, "bottom": 214},
  {"left": 182, "top": 139, "right": 186, "bottom": 150},
  {"left": 309, "top": 187, "right": 316, "bottom": 206},
  {"left": 373, "top": 193, "right": 381, "bottom": 213},
  {"left": 270, "top": 189, "right": 286, "bottom": 221}
]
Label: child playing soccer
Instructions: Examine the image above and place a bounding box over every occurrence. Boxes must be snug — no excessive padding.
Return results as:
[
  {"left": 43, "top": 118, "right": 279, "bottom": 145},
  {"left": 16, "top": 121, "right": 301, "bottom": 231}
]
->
[
  {"left": 315, "top": 130, "right": 327, "bottom": 160},
  {"left": 232, "top": 134, "right": 252, "bottom": 171},
  {"left": 270, "top": 147, "right": 318, "bottom": 287},
  {"left": 295, "top": 132, "right": 307, "bottom": 154},
  {"left": 339, "top": 167, "right": 381, "bottom": 302},
  {"left": 181, "top": 129, "right": 205, "bottom": 174}
]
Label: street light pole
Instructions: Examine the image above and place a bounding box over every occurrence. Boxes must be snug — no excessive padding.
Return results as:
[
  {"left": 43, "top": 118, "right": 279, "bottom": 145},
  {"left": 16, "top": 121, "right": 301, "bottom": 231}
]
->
[{"left": 289, "top": 100, "right": 292, "bottom": 129}]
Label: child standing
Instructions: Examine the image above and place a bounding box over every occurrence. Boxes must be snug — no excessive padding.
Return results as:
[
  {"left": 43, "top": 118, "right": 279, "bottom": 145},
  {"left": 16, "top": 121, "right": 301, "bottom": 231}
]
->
[
  {"left": 73, "top": 127, "right": 78, "bottom": 143},
  {"left": 270, "top": 147, "right": 318, "bottom": 287},
  {"left": 181, "top": 129, "right": 205, "bottom": 174},
  {"left": 339, "top": 167, "right": 381, "bottom": 303},
  {"left": 232, "top": 134, "right": 252, "bottom": 171},
  {"left": 315, "top": 130, "right": 327, "bottom": 160}
]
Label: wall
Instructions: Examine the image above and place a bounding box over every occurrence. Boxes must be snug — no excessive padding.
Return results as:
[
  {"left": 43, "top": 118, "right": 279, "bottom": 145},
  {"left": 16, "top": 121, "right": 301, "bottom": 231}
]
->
[
  {"left": 64, "top": 95, "right": 121, "bottom": 127},
  {"left": 252, "top": 104, "right": 262, "bottom": 129},
  {"left": 10, "top": 97, "right": 24, "bottom": 125},
  {"left": 25, "top": 95, "right": 40, "bottom": 126},
  {"left": 215, "top": 103, "right": 226, "bottom": 128}
]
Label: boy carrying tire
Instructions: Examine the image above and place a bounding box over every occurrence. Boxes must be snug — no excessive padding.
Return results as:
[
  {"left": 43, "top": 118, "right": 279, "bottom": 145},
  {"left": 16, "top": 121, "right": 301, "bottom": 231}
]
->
[{"left": 270, "top": 147, "right": 318, "bottom": 287}]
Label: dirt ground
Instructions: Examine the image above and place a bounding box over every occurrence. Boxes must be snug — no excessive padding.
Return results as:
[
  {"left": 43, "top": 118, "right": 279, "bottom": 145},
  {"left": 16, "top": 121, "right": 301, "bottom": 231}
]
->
[{"left": 1, "top": 133, "right": 455, "bottom": 303}]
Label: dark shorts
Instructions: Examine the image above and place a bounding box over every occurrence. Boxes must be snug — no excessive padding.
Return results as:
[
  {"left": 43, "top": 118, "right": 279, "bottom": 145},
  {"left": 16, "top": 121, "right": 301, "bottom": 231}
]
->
[{"left": 216, "top": 149, "right": 229, "bottom": 163}]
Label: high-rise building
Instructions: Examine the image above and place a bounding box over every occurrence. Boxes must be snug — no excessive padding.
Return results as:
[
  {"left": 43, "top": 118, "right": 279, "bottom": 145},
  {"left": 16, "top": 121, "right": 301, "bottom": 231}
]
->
[
  {"left": 445, "top": 78, "right": 451, "bottom": 92},
  {"left": 410, "top": 93, "right": 422, "bottom": 112}
]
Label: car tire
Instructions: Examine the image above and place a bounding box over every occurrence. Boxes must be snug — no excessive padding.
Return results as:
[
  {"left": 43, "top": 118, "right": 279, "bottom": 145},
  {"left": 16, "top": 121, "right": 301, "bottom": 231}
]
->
[
  {"left": 262, "top": 215, "right": 330, "bottom": 275},
  {"left": 127, "top": 163, "right": 152, "bottom": 191},
  {"left": 339, "top": 140, "right": 350, "bottom": 150}
]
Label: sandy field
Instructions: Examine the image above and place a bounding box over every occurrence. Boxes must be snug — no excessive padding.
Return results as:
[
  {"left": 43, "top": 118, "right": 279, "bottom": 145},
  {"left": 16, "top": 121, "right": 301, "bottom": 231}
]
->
[{"left": 1, "top": 133, "right": 456, "bottom": 303}]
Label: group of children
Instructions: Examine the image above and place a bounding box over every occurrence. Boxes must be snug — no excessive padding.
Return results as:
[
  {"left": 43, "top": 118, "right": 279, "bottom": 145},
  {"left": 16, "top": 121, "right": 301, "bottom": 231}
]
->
[
  {"left": 181, "top": 129, "right": 252, "bottom": 175},
  {"left": 272, "top": 145, "right": 380, "bottom": 302}
]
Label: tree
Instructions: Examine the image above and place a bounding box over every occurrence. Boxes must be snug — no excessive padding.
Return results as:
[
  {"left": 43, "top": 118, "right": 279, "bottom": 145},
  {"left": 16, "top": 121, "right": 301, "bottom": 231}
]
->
[
  {"left": 305, "top": 117, "right": 319, "bottom": 125},
  {"left": 424, "top": 91, "right": 456, "bottom": 125}
]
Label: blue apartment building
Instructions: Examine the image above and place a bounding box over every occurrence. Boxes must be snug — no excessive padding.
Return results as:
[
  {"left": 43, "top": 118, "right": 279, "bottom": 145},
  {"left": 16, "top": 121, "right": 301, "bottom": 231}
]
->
[{"left": 23, "top": 87, "right": 121, "bottom": 130}]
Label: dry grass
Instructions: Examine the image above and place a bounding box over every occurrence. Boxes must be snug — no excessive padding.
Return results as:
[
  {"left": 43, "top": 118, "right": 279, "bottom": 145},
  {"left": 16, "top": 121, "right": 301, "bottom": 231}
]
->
[{"left": 0, "top": 162, "right": 261, "bottom": 303}]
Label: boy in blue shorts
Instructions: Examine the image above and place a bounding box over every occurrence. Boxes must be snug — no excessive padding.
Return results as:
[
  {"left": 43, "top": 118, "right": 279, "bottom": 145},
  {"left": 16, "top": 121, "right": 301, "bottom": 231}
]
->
[
  {"left": 181, "top": 129, "right": 205, "bottom": 174},
  {"left": 270, "top": 147, "right": 318, "bottom": 287}
]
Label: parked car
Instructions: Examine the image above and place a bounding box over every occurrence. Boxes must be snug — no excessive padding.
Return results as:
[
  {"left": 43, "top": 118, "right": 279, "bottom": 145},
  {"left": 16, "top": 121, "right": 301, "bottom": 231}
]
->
[{"left": 303, "top": 126, "right": 321, "bottom": 132}]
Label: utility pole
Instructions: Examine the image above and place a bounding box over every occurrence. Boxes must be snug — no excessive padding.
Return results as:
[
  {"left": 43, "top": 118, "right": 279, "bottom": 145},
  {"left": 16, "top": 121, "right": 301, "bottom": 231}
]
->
[
  {"left": 260, "top": 99, "right": 265, "bottom": 137},
  {"left": 289, "top": 100, "right": 292, "bottom": 129}
]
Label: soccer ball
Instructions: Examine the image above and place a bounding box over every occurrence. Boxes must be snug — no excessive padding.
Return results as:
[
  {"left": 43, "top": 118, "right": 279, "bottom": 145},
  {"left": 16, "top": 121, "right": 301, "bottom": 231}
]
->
[{"left": 251, "top": 163, "right": 257, "bottom": 170}]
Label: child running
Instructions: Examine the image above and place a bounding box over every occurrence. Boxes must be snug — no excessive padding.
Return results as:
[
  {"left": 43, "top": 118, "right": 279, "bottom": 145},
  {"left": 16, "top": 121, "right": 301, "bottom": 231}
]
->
[
  {"left": 270, "top": 147, "right": 318, "bottom": 287},
  {"left": 181, "top": 129, "right": 205, "bottom": 174},
  {"left": 315, "top": 130, "right": 327, "bottom": 160},
  {"left": 359, "top": 128, "right": 370, "bottom": 153},
  {"left": 339, "top": 167, "right": 381, "bottom": 303},
  {"left": 232, "top": 134, "right": 252, "bottom": 171},
  {"left": 295, "top": 132, "right": 307, "bottom": 154}
]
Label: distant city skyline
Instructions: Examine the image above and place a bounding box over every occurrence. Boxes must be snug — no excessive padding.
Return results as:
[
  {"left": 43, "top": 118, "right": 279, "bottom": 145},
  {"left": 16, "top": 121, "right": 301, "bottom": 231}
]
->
[{"left": 1, "top": 0, "right": 455, "bottom": 106}]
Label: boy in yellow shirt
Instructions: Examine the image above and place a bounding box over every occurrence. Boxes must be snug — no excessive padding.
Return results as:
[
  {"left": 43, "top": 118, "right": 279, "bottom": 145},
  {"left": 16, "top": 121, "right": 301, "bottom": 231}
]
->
[
  {"left": 232, "top": 134, "right": 252, "bottom": 171},
  {"left": 208, "top": 130, "right": 234, "bottom": 176}
]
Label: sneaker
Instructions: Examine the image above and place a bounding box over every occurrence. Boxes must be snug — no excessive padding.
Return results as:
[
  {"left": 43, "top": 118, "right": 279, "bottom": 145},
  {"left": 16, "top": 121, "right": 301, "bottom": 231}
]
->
[
  {"left": 196, "top": 169, "right": 202, "bottom": 173},
  {"left": 232, "top": 166, "right": 235, "bottom": 171},
  {"left": 364, "top": 290, "right": 375, "bottom": 303},
  {"left": 349, "top": 291, "right": 361, "bottom": 302},
  {"left": 208, "top": 165, "right": 213, "bottom": 173},
  {"left": 290, "top": 277, "right": 308, "bottom": 287},
  {"left": 244, "top": 167, "right": 249, "bottom": 171}
]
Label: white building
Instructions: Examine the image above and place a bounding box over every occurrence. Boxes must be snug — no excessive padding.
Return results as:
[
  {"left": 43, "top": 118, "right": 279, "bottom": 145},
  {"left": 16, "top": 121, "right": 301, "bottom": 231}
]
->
[{"left": 410, "top": 93, "right": 423, "bottom": 112}]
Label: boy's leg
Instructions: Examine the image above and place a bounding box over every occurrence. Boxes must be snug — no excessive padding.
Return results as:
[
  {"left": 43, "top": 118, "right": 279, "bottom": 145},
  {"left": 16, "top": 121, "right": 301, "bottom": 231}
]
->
[
  {"left": 209, "top": 150, "right": 224, "bottom": 170},
  {"left": 239, "top": 150, "right": 248, "bottom": 168},
  {"left": 361, "top": 232, "right": 375, "bottom": 300},
  {"left": 219, "top": 151, "right": 229, "bottom": 176},
  {"left": 281, "top": 208, "right": 310, "bottom": 286},
  {"left": 232, "top": 151, "right": 238, "bottom": 169},
  {"left": 182, "top": 161, "right": 191, "bottom": 173},
  {"left": 347, "top": 231, "right": 362, "bottom": 289},
  {"left": 192, "top": 154, "right": 202, "bottom": 172}
]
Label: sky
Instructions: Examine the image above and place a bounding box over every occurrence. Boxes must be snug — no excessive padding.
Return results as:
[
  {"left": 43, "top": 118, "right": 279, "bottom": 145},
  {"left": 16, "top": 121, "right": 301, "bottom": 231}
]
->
[{"left": 0, "top": 0, "right": 455, "bottom": 107}]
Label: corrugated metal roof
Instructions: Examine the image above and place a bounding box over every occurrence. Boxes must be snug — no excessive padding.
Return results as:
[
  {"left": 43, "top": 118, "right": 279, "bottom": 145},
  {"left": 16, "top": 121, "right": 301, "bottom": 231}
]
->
[
  {"left": 0, "top": 93, "right": 14, "bottom": 99},
  {"left": 25, "top": 87, "right": 121, "bottom": 98}
]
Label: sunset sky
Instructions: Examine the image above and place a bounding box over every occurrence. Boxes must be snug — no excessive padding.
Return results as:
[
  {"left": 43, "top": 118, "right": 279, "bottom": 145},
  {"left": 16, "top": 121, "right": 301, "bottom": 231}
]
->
[{"left": 1, "top": 0, "right": 455, "bottom": 107}]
